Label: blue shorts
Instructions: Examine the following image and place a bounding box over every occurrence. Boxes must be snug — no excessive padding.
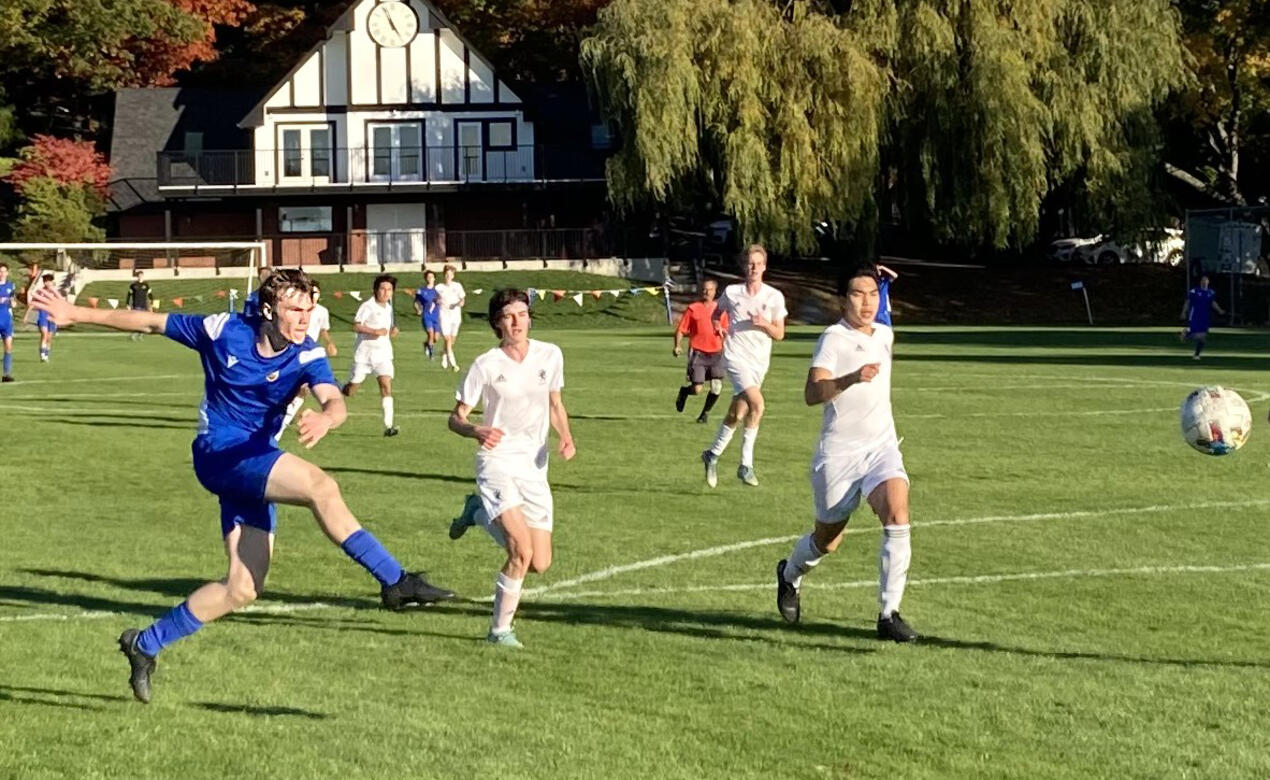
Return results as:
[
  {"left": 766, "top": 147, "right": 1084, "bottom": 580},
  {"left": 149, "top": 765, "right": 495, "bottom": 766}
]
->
[
  {"left": 192, "top": 436, "right": 284, "bottom": 536},
  {"left": 422, "top": 314, "right": 440, "bottom": 332},
  {"left": 0, "top": 320, "right": 11, "bottom": 339},
  {"left": 36, "top": 311, "right": 56, "bottom": 333}
]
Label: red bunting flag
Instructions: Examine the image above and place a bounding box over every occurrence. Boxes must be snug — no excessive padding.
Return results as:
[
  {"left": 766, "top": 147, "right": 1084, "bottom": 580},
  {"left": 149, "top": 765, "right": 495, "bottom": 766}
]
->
[
  {"left": 551, "top": 290, "right": 565, "bottom": 301},
  {"left": 87, "top": 297, "right": 99, "bottom": 308},
  {"left": 333, "top": 290, "right": 344, "bottom": 299},
  {"left": 171, "top": 297, "right": 184, "bottom": 308},
  {"left": 215, "top": 290, "right": 227, "bottom": 299},
  {"left": 590, "top": 290, "right": 602, "bottom": 300}
]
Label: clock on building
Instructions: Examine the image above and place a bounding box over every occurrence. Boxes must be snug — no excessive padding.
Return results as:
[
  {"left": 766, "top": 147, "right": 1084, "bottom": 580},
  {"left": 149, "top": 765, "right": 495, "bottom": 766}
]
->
[{"left": 367, "top": 1, "right": 419, "bottom": 48}]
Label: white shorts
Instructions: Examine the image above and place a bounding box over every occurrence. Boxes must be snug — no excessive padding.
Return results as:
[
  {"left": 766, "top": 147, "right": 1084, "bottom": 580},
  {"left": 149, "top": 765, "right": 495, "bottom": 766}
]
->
[
  {"left": 348, "top": 350, "right": 394, "bottom": 384},
  {"left": 725, "top": 361, "right": 767, "bottom": 395},
  {"left": 476, "top": 467, "right": 554, "bottom": 532},
  {"left": 440, "top": 310, "right": 462, "bottom": 337},
  {"left": 811, "top": 443, "right": 908, "bottom": 524}
]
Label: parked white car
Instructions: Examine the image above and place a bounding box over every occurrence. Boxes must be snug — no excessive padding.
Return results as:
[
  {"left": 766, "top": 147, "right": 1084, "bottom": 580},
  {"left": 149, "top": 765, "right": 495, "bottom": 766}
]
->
[{"left": 1051, "top": 228, "right": 1184, "bottom": 266}]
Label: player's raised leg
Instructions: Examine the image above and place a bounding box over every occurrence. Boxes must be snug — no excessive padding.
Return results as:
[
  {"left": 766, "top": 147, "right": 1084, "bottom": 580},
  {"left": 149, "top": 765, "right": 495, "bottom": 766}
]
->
[{"left": 777, "top": 517, "right": 847, "bottom": 624}]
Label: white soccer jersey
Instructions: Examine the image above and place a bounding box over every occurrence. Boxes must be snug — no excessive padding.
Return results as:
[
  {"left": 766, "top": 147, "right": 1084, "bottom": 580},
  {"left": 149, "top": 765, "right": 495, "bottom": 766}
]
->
[
  {"left": 437, "top": 281, "right": 466, "bottom": 313},
  {"left": 811, "top": 320, "right": 898, "bottom": 461},
  {"left": 353, "top": 299, "right": 395, "bottom": 356},
  {"left": 457, "top": 339, "right": 564, "bottom": 471},
  {"left": 718, "top": 282, "right": 788, "bottom": 375},
  {"left": 306, "top": 302, "right": 331, "bottom": 342}
]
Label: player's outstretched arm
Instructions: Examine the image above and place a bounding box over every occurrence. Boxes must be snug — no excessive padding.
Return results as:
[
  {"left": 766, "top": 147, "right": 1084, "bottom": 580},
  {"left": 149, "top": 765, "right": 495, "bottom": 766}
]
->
[
  {"left": 29, "top": 287, "right": 167, "bottom": 334},
  {"left": 804, "top": 364, "right": 878, "bottom": 405},
  {"left": 877, "top": 264, "right": 899, "bottom": 281},
  {"left": 448, "top": 401, "right": 504, "bottom": 449},
  {"left": 548, "top": 391, "right": 575, "bottom": 460}
]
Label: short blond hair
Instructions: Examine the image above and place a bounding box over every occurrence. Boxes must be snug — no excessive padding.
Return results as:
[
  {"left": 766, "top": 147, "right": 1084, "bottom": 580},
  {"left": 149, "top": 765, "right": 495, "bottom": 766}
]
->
[
  {"left": 742, "top": 244, "right": 767, "bottom": 263},
  {"left": 443, "top": 263, "right": 457, "bottom": 274}
]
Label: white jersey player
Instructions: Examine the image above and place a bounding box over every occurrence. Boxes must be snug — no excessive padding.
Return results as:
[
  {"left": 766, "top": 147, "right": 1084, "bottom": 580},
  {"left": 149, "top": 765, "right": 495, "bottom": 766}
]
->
[
  {"left": 342, "top": 274, "right": 400, "bottom": 436},
  {"left": 435, "top": 264, "right": 466, "bottom": 372},
  {"left": 701, "top": 244, "right": 787, "bottom": 488},
  {"left": 775, "top": 262, "right": 918, "bottom": 642},
  {"left": 447, "top": 288, "right": 576, "bottom": 649},
  {"left": 278, "top": 282, "right": 339, "bottom": 436}
]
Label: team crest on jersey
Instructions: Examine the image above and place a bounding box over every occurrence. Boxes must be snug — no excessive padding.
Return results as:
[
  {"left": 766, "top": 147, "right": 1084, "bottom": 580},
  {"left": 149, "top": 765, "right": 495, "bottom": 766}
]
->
[
  {"left": 495, "top": 374, "right": 507, "bottom": 383},
  {"left": 266, "top": 370, "right": 280, "bottom": 382},
  {"left": 226, "top": 354, "right": 239, "bottom": 368},
  {"left": 538, "top": 369, "right": 547, "bottom": 383}
]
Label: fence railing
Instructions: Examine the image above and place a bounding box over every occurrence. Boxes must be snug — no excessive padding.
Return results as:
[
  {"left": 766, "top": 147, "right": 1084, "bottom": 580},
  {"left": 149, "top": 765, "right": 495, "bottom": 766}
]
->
[{"left": 157, "top": 145, "right": 606, "bottom": 188}]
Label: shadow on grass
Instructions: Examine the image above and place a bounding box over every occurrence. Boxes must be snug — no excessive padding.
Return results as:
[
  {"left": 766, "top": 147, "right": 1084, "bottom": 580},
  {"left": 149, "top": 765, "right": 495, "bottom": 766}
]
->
[
  {"left": 229, "top": 611, "right": 482, "bottom": 644},
  {"left": 48, "top": 418, "right": 193, "bottom": 431},
  {"left": 324, "top": 466, "right": 474, "bottom": 485},
  {"left": 193, "top": 702, "right": 329, "bottom": 719},
  {"left": 16, "top": 569, "right": 378, "bottom": 612},
  {"left": 0, "top": 684, "right": 128, "bottom": 711}
]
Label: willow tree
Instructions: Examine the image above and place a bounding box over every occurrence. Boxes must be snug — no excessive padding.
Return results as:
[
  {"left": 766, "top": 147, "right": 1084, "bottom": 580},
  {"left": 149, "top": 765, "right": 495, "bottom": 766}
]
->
[{"left": 582, "top": 0, "right": 1187, "bottom": 252}]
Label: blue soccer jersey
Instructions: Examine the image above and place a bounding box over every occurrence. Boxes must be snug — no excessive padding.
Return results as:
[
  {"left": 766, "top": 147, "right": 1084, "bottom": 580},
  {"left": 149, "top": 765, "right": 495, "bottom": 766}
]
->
[
  {"left": 415, "top": 287, "right": 440, "bottom": 326},
  {"left": 0, "top": 281, "right": 14, "bottom": 328},
  {"left": 165, "top": 312, "right": 337, "bottom": 450},
  {"left": 875, "top": 276, "right": 893, "bottom": 326},
  {"left": 1188, "top": 287, "right": 1216, "bottom": 333},
  {"left": 242, "top": 290, "right": 260, "bottom": 319}
]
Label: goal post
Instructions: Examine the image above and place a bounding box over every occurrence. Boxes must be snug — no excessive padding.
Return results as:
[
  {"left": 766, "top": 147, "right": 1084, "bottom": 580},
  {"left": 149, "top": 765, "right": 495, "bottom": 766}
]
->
[{"left": 0, "top": 241, "right": 267, "bottom": 310}]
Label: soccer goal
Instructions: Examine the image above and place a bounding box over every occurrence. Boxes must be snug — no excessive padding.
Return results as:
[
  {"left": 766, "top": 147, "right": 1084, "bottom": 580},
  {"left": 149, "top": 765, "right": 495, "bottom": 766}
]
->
[{"left": 0, "top": 241, "right": 268, "bottom": 308}]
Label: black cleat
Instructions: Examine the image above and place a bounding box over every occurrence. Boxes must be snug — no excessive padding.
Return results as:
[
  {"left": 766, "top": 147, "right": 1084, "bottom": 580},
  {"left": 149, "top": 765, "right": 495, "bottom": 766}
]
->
[
  {"left": 381, "top": 571, "right": 454, "bottom": 610},
  {"left": 383, "top": 427, "right": 400, "bottom": 437},
  {"left": 675, "top": 386, "right": 690, "bottom": 413},
  {"left": 776, "top": 559, "right": 801, "bottom": 623},
  {"left": 118, "top": 628, "right": 156, "bottom": 703},
  {"left": 695, "top": 413, "right": 709, "bottom": 424},
  {"left": 877, "top": 612, "right": 919, "bottom": 642},
  {"left": 0, "top": 375, "right": 12, "bottom": 383}
]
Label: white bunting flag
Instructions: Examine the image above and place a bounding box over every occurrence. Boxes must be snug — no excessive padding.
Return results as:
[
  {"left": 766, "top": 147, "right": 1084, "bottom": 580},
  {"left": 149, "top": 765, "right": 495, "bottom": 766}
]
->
[
  {"left": 107, "top": 298, "right": 119, "bottom": 309},
  {"left": 572, "top": 292, "right": 584, "bottom": 307},
  {"left": 349, "top": 290, "right": 362, "bottom": 301},
  {"left": 608, "top": 289, "right": 622, "bottom": 299},
  {"left": 528, "top": 288, "right": 537, "bottom": 303},
  {"left": 472, "top": 288, "right": 484, "bottom": 295}
]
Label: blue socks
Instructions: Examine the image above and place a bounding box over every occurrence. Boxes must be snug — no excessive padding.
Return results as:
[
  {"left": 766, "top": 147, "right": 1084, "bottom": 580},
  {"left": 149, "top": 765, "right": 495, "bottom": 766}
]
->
[
  {"left": 137, "top": 601, "right": 203, "bottom": 657},
  {"left": 2, "top": 351, "right": 9, "bottom": 375},
  {"left": 340, "top": 529, "right": 404, "bottom": 587}
]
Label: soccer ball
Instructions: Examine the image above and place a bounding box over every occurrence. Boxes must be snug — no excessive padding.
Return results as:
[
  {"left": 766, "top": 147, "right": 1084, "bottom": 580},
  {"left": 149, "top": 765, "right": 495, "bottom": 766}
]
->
[{"left": 1180, "top": 386, "right": 1251, "bottom": 456}]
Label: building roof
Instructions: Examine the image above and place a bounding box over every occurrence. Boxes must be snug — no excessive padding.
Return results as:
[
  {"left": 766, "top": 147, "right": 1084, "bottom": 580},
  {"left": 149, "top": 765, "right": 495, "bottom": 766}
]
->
[{"left": 108, "top": 87, "right": 263, "bottom": 210}]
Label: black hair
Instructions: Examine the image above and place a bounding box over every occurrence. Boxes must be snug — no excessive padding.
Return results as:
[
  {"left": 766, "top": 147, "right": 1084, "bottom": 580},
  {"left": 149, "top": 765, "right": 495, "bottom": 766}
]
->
[
  {"left": 488, "top": 288, "right": 531, "bottom": 338},
  {"left": 373, "top": 274, "right": 398, "bottom": 293},
  {"left": 41, "top": 273, "right": 54, "bottom": 282},
  {"left": 836, "top": 261, "right": 880, "bottom": 296}
]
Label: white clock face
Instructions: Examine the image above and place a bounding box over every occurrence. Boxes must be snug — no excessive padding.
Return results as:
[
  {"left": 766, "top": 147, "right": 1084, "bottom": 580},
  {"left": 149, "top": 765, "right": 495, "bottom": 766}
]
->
[{"left": 368, "top": 1, "right": 419, "bottom": 48}]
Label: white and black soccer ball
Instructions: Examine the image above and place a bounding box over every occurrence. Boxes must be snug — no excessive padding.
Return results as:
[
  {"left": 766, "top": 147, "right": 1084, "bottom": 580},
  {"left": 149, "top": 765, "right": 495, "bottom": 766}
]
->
[{"left": 1180, "top": 385, "right": 1251, "bottom": 456}]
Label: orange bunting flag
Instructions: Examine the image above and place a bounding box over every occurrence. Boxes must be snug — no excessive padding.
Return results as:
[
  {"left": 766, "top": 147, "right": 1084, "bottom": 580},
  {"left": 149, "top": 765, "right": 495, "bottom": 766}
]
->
[
  {"left": 88, "top": 297, "right": 99, "bottom": 308},
  {"left": 333, "top": 290, "right": 344, "bottom": 299},
  {"left": 590, "top": 290, "right": 602, "bottom": 300},
  {"left": 403, "top": 288, "right": 416, "bottom": 296},
  {"left": 215, "top": 290, "right": 227, "bottom": 299},
  {"left": 171, "top": 297, "right": 184, "bottom": 308},
  {"left": 551, "top": 290, "right": 566, "bottom": 302}
]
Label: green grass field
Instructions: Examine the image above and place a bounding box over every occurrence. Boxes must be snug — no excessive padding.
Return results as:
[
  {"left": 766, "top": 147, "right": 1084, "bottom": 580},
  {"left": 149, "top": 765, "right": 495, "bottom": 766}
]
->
[{"left": 3, "top": 316, "right": 1270, "bottom": 778}]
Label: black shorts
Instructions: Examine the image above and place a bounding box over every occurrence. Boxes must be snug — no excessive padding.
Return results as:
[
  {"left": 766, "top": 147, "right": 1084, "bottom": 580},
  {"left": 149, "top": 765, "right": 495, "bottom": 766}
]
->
[{"left": 686, "top": 349, "right": 725, "bottom": 384}]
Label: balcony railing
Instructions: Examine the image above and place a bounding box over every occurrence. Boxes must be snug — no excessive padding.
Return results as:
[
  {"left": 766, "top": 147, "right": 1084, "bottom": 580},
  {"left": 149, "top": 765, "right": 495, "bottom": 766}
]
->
[{"left": 157, "top": 145, "right": 606, "bottom": 189}]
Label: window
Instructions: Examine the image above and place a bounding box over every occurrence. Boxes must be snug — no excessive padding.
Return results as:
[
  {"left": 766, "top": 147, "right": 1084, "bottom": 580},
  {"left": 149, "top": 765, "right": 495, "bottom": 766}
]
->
[
  {"left": 279, "top": 206, "right": 333, "bottom": 233},
  {"left": 368, "top": 122, "right": 424, "bottom": 182},
  {"left": 590, "top": 122, "right": 614, "bottom": 150},
  {"left": 488, "top": 120, "right": 515, "bottom": 150},
  {"left": 283, "top": 129, "right": 303, "bottom": 177},
  {"left": 183, "top": 132, "right": 203, "bottom": 156},
  {"left": 310, "top": 128, "right": 331, "bottom": 178}
]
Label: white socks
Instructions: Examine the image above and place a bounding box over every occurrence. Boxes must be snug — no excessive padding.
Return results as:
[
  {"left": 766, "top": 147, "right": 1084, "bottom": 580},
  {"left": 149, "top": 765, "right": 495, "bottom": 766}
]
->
[
  {"left": 382, "top": 396, "right": 394, "bottom": 429},
  {"left": 446, "top": 348, "right": 457, "bottom": 369},
  {"left": 709, "top": 423, "right": 736, "bottom": 456},
  {"left": 878, "top": 524, "right": 911, "bottom": 617},
  {"left": 740, "top": 427, "right": 759, "bottom": 467},
  {"left": 784, "top": 534, "right": 824, "bottom": 588},
  {"left": 491, "top": 572, "right": 523, "bottom": 633},
  {"left": 279, "top": 396, "right": 305, "bottom": 434},
  {"left": 441, "top": 352, "right": 450, "bottom": 369}
]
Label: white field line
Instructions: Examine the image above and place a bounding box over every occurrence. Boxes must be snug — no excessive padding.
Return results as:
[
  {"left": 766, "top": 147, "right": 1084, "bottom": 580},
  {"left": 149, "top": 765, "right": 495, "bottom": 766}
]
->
[
  {"left": 0, "top": 601, "right": 333, "bottom": 624},
  {"left": 533, "top": 561, "right": 1270, "bottom": 602},
  {"left": 522, "top": 498, "right": 1270, "bottom": 598}
]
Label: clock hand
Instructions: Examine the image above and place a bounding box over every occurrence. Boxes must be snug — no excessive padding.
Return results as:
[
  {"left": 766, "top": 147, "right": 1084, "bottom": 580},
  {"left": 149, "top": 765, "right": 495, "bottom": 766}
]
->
[{"left": 386, "top": 14, "right": 400, "bottom": 34}]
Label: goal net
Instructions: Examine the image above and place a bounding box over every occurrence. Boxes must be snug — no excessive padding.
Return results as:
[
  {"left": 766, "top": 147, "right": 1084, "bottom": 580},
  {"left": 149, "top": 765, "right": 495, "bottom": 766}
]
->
[{"left": 0, "top": 241, "right": 267, "bottom": 315}]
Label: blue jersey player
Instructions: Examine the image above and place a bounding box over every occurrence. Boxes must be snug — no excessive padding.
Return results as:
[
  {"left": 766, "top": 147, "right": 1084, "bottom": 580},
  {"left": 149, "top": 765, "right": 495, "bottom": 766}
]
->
[
  {"left": 413, "top": 269, "right": 441, "bottom": 360},
  {"left": 29, "top": 269, "right": 454, "bottom": 704},
  {"left": 1181, "top": 275, "right": 1224, "bottom": 360},
  {"left": 874, "top": 264, "right": 898, "bottom": 327},
  {"left": 34, "top": 273, "right": 60, "bottom": 362},
  {"left": 0, "top": 263, "right": 15, "bottom": 381}
]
